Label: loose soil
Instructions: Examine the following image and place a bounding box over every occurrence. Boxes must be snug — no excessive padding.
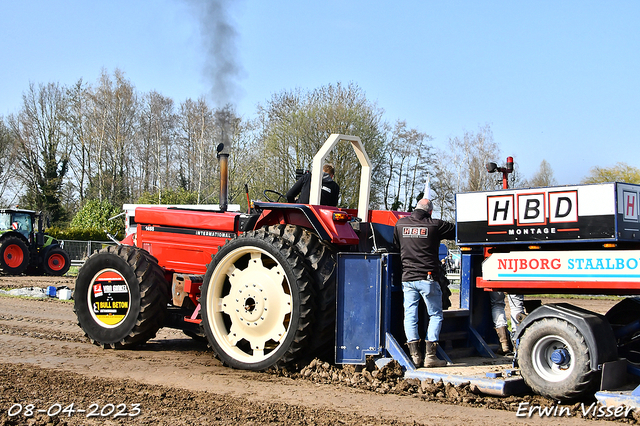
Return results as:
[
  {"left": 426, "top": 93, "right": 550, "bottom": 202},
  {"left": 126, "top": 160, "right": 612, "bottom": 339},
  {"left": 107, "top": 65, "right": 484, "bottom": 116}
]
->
[{"left": 0, "top": 274, "right": 637, "bottom": 425}]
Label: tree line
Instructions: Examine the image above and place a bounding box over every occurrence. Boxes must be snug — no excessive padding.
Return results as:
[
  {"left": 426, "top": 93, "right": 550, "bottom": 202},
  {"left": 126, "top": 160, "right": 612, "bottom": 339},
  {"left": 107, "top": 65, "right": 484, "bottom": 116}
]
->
[{"left": 3, "top": 68, "right": 630, "bottom": 229}]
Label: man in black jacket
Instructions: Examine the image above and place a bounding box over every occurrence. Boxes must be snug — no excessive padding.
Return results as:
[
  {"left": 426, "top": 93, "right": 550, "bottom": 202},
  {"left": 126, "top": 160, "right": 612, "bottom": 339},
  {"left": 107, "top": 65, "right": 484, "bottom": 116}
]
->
[
  {"left": 286, "top": 164, "right": 340, "bottom": 206},
  {"left": 393, "top": 198, "right": 455, "bottom": 368}
]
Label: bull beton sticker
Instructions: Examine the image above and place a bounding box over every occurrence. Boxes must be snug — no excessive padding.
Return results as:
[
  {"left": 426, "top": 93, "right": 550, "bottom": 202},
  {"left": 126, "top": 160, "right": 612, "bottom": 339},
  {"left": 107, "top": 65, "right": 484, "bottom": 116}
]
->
[
  {"left": 89, "top": 274, "right": 131, "bottom": 327},
  {"left": 483, "top": 250, "right": 640, "bottom": 282}
]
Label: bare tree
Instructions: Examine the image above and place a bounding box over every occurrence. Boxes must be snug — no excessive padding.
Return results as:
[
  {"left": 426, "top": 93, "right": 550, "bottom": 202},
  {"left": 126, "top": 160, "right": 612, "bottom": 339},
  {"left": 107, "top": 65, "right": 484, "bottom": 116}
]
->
[
  {"left": 85, "top": 69, "right": 137, "bottom": 206},
  {"left": 255, "top": 89, "right": 303, "bottom": 193},
  {"left": 255, "top": 82, "right": 387, "bottom": 209},
  {"left": 381, "top": 120, "right": 434, "bottom": 211},
  {"left": 177, "top": 98, "right": 213, "bottom": 199},
  {"left": 223, "top": 110, "right": 264, "bottom": 210},
  {"left": 137, "top": 91, "right": 177, "bottom": 202},
  {"left": 8, "top": 82, "right": 71, "bottom": 224},
  {"left": 0, "top": 117, "right": 20, "bottom": 206},
  {"left": 175, "top": 101, "right": 252, "bottom": 207},
  {"left": 176, "top": 99, "right": 225, "bottom": 204},
  {"left": 435, "top": 124, "right": 501, "bottom": 220},
  {"left": 529, "top": 159, "right": 557, "bottom": 187},
  {"left": 66, "top": 79, "right": 91, "bottom": 206}
]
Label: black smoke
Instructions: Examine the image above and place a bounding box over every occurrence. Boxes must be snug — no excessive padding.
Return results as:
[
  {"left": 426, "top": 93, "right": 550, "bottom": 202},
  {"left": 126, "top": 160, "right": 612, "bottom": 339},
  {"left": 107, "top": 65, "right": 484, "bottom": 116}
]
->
[{"left": 186, "top": 0, "right": 243, "bottom": 108}]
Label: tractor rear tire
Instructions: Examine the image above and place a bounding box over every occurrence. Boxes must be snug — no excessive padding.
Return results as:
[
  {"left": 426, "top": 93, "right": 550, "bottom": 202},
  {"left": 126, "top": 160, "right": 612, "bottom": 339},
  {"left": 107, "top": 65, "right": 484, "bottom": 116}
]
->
[
  {"left": 200, "top": 229, "right": 315, "bottom": 370},
  {"left": 518, "top": 318, "right": 598, "bottom": 401},
  {"left": 264, "top": 224, "right": 336, "bottom": 360},
  {"left": 74, "top": 245, "right": 170, "bottom": 349},
  {"left": 43, "top": 247, "right": 71, "bottom": 276},
  {"left": 0, "top": 237, "right": 30, "bottom": 275}
]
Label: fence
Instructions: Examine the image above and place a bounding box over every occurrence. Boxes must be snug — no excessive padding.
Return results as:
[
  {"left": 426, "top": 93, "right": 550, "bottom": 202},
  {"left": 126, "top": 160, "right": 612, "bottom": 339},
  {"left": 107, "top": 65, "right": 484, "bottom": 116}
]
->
[{"left": 60, "top": 240, "right": 117, "bottom": 266}]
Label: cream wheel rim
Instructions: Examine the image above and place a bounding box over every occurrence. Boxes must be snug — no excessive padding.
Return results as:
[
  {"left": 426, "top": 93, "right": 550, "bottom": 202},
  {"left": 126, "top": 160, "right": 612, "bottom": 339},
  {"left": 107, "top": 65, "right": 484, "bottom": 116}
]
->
[{"left": 206, "top": 245, "right": 293, "bottom": 364}]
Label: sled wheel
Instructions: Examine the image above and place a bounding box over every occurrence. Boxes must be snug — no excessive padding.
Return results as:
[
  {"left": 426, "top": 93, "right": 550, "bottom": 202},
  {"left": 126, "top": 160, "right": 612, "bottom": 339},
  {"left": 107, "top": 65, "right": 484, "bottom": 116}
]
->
[
  {"left": 74, "top": 245, "right": 170, "bottom": 348},
  {"left": 518, "top": 318, "right": 598, "bottom": 401},
  {"left": 0, "top": 237, "right": 30, "bottom": 275},
  {"left": 201, "top": 229, "right": 315, "bottom": 370},
  {"left": 264, "top": 224, "right": 336, "bottom": 359},
  {"left": 44, "top": 247, "right": 71, "bottom": 276}
]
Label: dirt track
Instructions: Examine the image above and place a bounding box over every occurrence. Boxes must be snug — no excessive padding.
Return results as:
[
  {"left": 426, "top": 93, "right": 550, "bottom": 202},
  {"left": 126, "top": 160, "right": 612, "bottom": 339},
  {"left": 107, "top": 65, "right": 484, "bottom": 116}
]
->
[{"left": 0, "top": 275, "right": 636, "bottom": 425}]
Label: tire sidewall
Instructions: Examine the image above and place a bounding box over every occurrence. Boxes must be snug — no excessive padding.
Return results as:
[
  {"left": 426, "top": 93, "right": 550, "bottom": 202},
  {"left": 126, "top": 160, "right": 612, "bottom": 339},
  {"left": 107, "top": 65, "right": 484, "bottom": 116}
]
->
[
  {"left": 518, "top": 319, "right": 593, "bottom": 400},
  {"left": 0, "top": 237, "right": 30, "bottom": 274},
  {"left": 74, "top": 249, "right": 142, "bottom": 345},
  {"left": 264, "top": 224, "right": 337, "bottom": 360},
  {"left": 201, "top": 234, "right": 304, "bottom": 370}
]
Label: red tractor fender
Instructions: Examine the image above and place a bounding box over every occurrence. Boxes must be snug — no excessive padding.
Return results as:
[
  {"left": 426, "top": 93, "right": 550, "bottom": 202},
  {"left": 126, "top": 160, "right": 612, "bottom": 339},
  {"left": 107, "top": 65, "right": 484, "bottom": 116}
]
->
[
  {"left": 252, "top": 202, "right": 359, "bottom": 245},
  {"left": 367, "top": 209, "right": 411, "bottom": 226}
]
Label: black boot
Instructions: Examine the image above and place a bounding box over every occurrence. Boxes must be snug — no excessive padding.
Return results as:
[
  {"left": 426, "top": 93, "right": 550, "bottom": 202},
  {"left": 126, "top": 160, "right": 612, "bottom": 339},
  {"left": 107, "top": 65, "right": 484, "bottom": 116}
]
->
[
  {"left": 423, "top": 341, "right": 446, "bottom": 367},
  {"left": 407, "top": 340, "right": 423, "bottom": 368},
  {"left": 495, "top": 326, "right": 513, "bottom": 355}
]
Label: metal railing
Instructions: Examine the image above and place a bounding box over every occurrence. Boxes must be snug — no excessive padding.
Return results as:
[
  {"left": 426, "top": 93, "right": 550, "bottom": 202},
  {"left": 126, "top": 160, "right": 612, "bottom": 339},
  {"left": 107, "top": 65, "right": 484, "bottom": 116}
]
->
[{"left": 60, "top": 240, "right": 117, "bottom": 266}]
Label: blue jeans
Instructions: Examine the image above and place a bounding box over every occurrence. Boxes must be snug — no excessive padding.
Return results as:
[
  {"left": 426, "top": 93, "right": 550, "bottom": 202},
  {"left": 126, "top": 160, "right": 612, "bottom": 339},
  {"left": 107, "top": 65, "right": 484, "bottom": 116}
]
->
[
  {"left": 490, "top": 292, "right": 525, "bottom": 332},
  {"left": 402, "top": 279, "right": 443, "bottom": 342}
]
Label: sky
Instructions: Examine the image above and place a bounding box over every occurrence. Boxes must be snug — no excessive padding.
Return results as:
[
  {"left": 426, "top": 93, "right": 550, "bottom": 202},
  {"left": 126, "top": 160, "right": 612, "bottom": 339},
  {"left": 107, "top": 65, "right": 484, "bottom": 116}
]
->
[{"left": 1, "top": 1, "right": 639, "bottom": 186}]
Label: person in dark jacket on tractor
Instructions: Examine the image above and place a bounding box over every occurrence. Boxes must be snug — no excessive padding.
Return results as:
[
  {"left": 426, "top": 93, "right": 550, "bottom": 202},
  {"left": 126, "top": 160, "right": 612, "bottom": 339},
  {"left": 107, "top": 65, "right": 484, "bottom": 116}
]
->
[
  {"left": 286, "top": 163, "right": 340, "bottom": 207},
  {"left": 393, "top": 198, "right": 455, "bottom": 368}
]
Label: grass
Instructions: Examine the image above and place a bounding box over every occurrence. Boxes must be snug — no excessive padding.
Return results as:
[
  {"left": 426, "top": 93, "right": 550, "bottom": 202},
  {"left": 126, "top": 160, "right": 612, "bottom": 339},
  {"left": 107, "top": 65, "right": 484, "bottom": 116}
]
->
[
  {"left": 526, "top": 293, "right": 626, "bottom": 300},
  {"left": 65, "top": 266, "right": 80, "bottom": 276}
]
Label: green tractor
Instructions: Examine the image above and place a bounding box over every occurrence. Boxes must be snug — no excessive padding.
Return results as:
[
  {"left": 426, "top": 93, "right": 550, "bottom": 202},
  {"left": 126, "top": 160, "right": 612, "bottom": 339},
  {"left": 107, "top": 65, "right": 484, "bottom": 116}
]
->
[{"left": 0, "top": 209, "right": 70, "bottom": 276}]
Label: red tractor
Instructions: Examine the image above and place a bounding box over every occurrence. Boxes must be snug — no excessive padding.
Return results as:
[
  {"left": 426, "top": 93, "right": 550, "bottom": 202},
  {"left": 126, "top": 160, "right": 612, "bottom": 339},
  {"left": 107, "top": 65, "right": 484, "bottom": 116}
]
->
[{"left": 74, "top": 135, "right": 407, "bottom": 370}]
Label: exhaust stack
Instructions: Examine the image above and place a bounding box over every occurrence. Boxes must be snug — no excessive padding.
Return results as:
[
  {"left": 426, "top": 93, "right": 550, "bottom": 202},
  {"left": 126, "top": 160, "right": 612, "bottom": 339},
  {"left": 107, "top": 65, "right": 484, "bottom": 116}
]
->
[
  {"left": 219, "top": 151, "right": 229, "bottom": 212},
  {"left": 216, "top": 140, "right": 229, "bottom": 213},
  {"left": 215, "top": 109, "right": 233, "bottom": 213}
]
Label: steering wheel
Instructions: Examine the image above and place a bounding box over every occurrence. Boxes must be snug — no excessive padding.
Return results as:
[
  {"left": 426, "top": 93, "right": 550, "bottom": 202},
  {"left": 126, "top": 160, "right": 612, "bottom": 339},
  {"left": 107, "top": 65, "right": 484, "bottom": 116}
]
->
[{"left": 263, "top": 189, "right": 287, "bottom": 203}]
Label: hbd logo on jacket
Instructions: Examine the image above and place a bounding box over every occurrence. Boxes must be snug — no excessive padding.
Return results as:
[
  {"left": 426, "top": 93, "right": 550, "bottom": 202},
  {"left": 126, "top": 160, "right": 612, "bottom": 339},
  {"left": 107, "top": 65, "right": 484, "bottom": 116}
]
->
[{"left": 402, "top": 226, "right": 428, "bottom": 238}]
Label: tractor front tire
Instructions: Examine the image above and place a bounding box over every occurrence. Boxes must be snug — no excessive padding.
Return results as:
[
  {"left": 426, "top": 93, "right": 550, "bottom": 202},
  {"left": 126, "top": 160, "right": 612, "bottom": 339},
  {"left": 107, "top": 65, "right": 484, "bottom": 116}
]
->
[
  {"left": 200, "top": 229, "right": 315, "bottom": 370},
  {"left": 74, "top": 245, "right": 170, "bottom": 348},
  {"left": 0, "top": 237, "right": 30, "bottom": 275},
  {"left": 518, "top": 318, "right": 598, "bottom": 401},
  {"left": 44, "top": 247, "right": 71, "bottom": 276}
]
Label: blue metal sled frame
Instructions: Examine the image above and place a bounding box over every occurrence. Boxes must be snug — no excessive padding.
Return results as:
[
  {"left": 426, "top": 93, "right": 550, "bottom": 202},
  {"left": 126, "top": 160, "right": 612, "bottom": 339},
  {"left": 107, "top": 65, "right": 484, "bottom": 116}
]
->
[
  {"left": 595, "top": 363, "right": 640, "bottom": 409},
  {"left": 335, "top": 252, "right": 527, "bottom": 397}
]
